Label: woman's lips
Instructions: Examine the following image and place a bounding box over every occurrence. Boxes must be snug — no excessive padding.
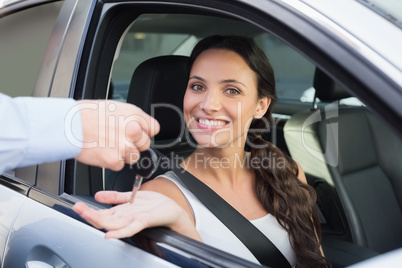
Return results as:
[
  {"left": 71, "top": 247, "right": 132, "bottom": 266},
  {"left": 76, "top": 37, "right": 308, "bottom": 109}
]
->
[{"left": 194, "top": 117, "right": 230, "bottom": 130}]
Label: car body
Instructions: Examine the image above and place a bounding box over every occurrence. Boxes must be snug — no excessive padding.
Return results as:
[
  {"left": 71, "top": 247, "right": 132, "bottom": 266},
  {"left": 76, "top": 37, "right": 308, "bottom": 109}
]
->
[{"left": 1, "top": 0, "right": 401, "bottom": 267}]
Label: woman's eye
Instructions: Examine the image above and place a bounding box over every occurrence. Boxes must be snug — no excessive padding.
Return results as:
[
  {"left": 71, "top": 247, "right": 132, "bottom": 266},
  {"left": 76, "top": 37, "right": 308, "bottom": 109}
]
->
[
  {"left": 225, "top": 88, "right": 241, "bottom": 95},
  {"left": 191, "top": 84, "right": 204, "bottom": 91}
]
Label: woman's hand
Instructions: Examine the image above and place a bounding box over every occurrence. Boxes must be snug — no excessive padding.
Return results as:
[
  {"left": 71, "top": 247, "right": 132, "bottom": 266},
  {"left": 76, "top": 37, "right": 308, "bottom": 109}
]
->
[{"left": 73, "top": 190, "right": 202, "bottom": 241}]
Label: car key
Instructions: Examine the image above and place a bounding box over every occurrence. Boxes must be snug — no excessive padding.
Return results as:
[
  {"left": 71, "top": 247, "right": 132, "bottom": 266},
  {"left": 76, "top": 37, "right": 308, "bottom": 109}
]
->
[{"left": 129, "top": 149, "right": 158, "bottom": 204}]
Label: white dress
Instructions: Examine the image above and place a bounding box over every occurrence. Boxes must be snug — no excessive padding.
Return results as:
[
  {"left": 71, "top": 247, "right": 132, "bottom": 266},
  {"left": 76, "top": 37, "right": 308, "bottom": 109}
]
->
[{"left": 159, "top": 171, "right": 297, "bottom": 266}]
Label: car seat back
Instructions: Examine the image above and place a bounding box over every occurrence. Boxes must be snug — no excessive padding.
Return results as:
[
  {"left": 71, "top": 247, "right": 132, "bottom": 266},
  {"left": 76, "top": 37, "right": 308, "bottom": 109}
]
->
[
  {"left": 105, "top": 55, "right": 194, "bottom": 191},
  {"left": 284, "top": 68, "right": 402, "bottom": 253}
]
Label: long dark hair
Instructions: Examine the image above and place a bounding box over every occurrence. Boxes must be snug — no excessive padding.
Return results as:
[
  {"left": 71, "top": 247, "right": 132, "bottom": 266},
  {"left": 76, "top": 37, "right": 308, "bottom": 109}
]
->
[{"left": 188, "top": 35, "right": 329, "bottom": 267}]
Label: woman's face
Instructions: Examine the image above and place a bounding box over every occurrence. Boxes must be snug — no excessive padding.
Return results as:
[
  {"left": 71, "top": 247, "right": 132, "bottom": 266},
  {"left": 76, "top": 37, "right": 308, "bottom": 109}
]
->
[{"left": 183, "top": 48, "right": 270, "bottom": 148}]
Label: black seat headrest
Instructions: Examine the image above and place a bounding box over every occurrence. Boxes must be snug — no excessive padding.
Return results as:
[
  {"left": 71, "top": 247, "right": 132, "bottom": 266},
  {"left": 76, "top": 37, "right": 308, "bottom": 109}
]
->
[
  {"left": 314, "top": 68, "right": 351, "bottom": 102},
  {"left": 127, "top": 55, "right": 189, "bottom": 141}
]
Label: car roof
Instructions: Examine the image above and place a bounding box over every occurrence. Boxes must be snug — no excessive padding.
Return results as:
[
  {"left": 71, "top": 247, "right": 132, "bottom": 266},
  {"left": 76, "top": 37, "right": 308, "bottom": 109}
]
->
[
  {"left": 297, "top": 0, "right": 402, "bottom": 86},
  {"left": 129, "top": 14, "right": 262, "bottom": 38},
  {"left": 128, "top": 0, "right": 402, "bottom": 88},
  {"left": 2, "top": 0, "right": 400, "bottom": 98},
  {"left": 0, "top": 0, "right": 23, "bottom": 9}
]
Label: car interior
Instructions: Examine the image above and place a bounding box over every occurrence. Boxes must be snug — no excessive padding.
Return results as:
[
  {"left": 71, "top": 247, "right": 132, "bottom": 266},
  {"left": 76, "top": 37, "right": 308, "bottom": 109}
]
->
[
  {"left": 105, "top": 55, "right": 192, "bottom": 192},
  {"left": 284, "top": 68, "right": 402, "bottom": 255},
  {"left": 70, "top": 9, "right": 402, "bottom": 267}
]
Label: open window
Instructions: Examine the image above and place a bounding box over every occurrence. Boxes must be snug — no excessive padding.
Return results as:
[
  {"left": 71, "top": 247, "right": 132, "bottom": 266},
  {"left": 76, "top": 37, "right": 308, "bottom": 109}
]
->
[{"left": 64, "top": 1, "right": 402, "bottom": 267}]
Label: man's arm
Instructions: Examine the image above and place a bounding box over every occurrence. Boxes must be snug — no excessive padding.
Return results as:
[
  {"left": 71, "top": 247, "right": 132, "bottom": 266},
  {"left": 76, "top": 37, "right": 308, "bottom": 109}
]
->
[{"left": 0, "top": 93, "right": 159, "bottom": 174}]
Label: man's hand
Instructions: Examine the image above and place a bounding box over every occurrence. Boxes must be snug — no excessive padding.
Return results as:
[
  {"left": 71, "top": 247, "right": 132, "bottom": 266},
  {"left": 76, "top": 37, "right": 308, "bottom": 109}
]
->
[{"left": 75, "top": 100, "right": 159, "bottom": 171}]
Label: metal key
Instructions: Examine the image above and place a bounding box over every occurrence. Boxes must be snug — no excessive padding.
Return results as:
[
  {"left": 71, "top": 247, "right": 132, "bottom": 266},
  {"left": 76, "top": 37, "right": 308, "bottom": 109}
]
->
[{"left": 129, "top": 149, "right": 158, "bottom": 204}]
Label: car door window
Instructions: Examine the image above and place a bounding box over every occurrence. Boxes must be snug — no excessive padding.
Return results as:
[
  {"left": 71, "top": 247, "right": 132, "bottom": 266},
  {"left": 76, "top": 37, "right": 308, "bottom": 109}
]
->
[
  {"left": 254, "top": 33, "right": 316, "bottom": 103},
  {"left": 110, "top": 14, "right": 318, "bottom": 106},
  {"left": 67, "top": 1, "right": 402, "bottom": 266},
  {"left": 0, "top": 1, "right": 63, "bottom": 184},
  {"left": 0, "top": 1, "right": 63, "bottom": 97},
  {"left": 111, "top": 23, "right": 190, "bottom": 101}
]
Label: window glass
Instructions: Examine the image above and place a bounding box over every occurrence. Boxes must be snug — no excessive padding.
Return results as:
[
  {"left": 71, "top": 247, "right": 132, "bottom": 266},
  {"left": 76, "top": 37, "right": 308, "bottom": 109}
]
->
[
  {"left": 0, "top": 1, "right": 63, "bottom": 97},
  {"left": 111, "top": 18, "right": 318, "bottom": 104},
  {"left": 255, "top": 34, "right": 364, "bottom": 106},
  {"left": 254, "top": 34, "right": 316, "bottom": 103},
  {"left": 360, "top": 0, "right": 402, "bottom": 28},
  {"left": 111, "top": 19, "right": 190, "bottom": 101}
]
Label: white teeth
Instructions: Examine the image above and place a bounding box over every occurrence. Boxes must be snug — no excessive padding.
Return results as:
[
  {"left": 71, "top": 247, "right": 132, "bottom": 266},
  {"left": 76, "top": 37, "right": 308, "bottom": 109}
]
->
[{"left": 198, "top": 118, "right": 227, "bottom": 126}]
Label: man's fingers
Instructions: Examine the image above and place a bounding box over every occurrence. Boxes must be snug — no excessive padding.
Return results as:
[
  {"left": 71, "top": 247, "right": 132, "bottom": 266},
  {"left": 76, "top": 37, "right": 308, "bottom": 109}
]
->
[
  {"left": 126, "top": 137, "right": 151, "bottom": 164},
  {"left": 124, "top": 120, "right": 152, "bottom": 151},
  {"left": 121, "top": 120, "right": 152, "bottom": 165},
  {"left": 131, "top": 131, "right": 152, "bottom": 153},
  {"left": 105, "top": 158, "right": 125, "bottom": 171},
  {"left": 75, "top": 100, "right": 159, "bottom": 171},
  {"left": 128, "top": 108, "right": 160, "bottom": 138}
]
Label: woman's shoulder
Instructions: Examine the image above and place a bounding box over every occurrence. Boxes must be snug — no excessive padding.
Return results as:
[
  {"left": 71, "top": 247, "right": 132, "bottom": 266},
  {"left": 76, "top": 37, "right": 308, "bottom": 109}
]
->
[
  {"left": 141, "top": 171, "right": 195, "bottom": 222},
  {"left": 141, "top": 171, "right": 182, "bottom": 195}
]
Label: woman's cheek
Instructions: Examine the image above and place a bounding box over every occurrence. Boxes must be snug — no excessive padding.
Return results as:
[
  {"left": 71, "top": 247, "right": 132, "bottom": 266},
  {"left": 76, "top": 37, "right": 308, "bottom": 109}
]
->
[{"left": 183, "top": 94, "right": 198, "bottom": 121}]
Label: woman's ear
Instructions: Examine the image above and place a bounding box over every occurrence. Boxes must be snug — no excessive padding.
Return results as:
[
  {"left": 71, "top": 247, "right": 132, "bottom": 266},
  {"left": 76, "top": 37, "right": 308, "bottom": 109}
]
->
[{"left": 254, "top": 97, "right": 271, "bottom": 119}]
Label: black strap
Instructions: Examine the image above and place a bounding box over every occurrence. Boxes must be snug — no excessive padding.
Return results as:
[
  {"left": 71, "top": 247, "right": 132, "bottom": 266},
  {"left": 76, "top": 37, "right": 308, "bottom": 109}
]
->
[{"left": 172, "top": 166, "right": 290, "bottom": 268}]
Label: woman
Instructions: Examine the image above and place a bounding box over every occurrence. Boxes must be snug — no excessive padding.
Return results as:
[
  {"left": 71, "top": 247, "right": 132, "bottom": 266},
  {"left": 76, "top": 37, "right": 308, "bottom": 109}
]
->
[{"left": 73, "top": 35, "right": 329, "bottom": 267}]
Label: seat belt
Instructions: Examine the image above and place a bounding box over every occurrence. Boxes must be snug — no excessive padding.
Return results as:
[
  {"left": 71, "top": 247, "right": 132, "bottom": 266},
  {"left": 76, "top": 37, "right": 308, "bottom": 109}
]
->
[{"left": 172, "top": 166, "right": 291, "bottom": 268}]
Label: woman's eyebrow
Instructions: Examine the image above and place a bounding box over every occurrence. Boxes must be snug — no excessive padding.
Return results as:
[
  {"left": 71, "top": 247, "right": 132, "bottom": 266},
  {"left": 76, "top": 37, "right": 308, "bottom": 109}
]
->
[
  {"left": 189, "top": 76, "right": 246, "bottom": 88},
  {"left": 221, "top": 79, "right": 246, "bottom": 87},
  {"left": 189, "top": 75, "right": 205, "bottom": 82}
]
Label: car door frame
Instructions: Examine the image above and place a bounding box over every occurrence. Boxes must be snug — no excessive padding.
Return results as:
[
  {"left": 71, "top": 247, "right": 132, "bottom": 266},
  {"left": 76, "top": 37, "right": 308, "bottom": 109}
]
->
[{"left": 2, "top": 0, "right": 402, "bottom": 266}]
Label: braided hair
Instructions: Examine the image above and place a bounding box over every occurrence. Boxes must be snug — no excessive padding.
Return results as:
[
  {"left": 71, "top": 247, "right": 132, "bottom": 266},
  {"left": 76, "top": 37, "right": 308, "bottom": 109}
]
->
[{"left": 188, "top": 35, "right": 329, "bottom": 267}]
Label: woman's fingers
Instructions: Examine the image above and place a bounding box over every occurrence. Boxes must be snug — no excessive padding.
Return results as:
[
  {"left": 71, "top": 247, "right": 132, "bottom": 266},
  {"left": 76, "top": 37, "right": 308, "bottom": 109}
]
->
[
  {"left": 73, "top": 202, "right": 108, "bottom": 229},
  {"left": 74, "top": 202, "right": 131, "bottom": 229},
  {"left": 94, "top": 190, "right": 131, "bottom": 204},
  {"left": 105, "top": 217, "right": 149, "bottom": 239},
  {"left": 73, "top": 191, "right": 188, "bottom": 239}
]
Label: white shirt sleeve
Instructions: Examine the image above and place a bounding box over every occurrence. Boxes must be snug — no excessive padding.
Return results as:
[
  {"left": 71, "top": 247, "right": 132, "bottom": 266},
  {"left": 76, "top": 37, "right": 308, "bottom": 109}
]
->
[{"left": 0, "top": 93, "right": 83, "bottom": 174}]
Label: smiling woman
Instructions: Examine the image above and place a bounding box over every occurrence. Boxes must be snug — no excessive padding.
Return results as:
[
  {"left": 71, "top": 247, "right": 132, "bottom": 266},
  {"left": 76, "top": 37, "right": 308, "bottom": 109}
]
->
[
  {"left": 184, "top": 48, "right": 267, "bottom": 148},
  {"left": 73, "top": 35, "right": 330, "bottom": 268}
]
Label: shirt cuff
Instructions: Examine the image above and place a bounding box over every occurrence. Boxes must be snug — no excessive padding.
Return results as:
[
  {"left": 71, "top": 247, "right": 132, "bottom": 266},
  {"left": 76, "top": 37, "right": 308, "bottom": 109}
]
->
[{"left": 18, "top": 97, "right": 83, "bottom": 167}]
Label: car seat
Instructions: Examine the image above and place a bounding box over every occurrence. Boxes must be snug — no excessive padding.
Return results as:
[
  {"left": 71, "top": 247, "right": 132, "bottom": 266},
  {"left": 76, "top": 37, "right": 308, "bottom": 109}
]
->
[
  {"left": 283, "top": 68, "right": 402, "bottom": 254},
  {"left": 105, "top": 55, "right": 194, "bottom": 191}
]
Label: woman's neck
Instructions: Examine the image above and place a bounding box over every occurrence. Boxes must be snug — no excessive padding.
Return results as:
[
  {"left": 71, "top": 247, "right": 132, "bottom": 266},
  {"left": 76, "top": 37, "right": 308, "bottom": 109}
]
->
[{"left": 181, "top": 145, "right": 252, "bottom": 187}]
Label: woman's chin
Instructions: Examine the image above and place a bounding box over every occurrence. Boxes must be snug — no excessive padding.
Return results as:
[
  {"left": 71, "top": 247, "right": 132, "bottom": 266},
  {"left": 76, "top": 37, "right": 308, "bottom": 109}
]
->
[{"left": 194, "top": 139, "right": 232, "bottom": 149}]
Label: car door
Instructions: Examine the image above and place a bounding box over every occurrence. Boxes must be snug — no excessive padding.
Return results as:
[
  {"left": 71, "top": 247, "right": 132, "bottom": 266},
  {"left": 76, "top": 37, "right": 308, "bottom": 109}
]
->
[
  {"left": 0, "top": 0, "right": 265, "bottom": 267},
  {"left": 70, "top": 0, "right": 402, "bottom": 266},
  {"left": 0, "top": 1, "right": 176, "bottom": 267},
  {"left": 1, "top": 0, "right": 401, "bottom": 267}
]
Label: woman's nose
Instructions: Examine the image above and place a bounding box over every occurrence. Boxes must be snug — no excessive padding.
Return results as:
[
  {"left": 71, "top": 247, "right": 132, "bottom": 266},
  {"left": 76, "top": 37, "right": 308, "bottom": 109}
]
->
[{"left": 201, "top": 90, "right": 222, "bottom": 113}]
